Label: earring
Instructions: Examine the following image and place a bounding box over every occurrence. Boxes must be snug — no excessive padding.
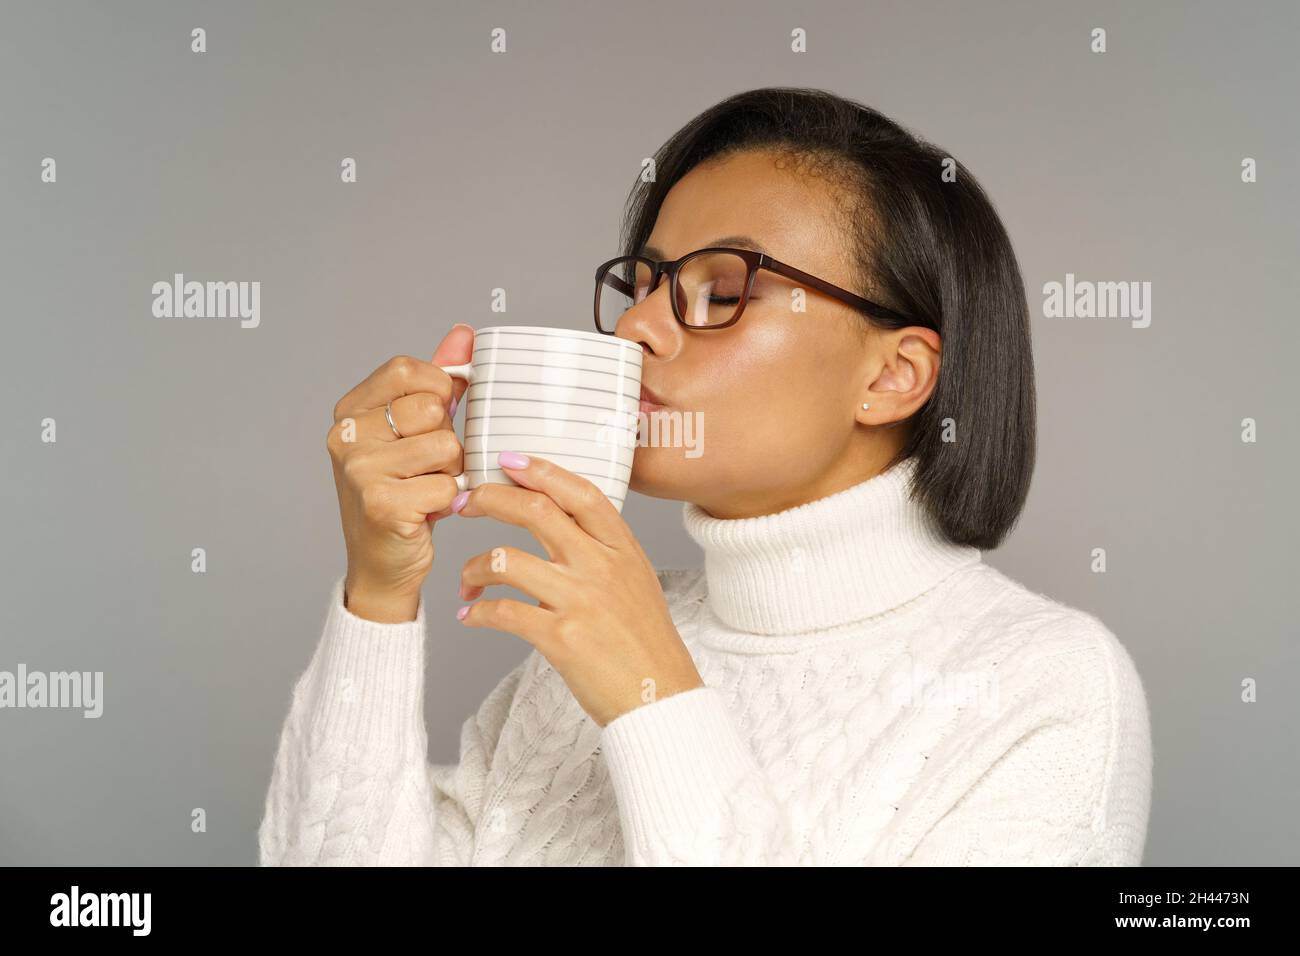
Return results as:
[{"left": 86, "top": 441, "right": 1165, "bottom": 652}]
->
[{"left": 862, "top": 403, "right": 870, "bottom": 410}]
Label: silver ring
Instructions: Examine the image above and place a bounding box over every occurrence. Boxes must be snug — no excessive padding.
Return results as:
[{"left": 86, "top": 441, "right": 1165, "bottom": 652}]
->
[{"left": 384, "top": 400, "right": 403, "bottom": 439}]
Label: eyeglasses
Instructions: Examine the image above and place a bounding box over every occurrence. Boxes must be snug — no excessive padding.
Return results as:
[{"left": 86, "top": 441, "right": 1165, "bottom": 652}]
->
[{"left": 593, "top": 246, "right": 915, "bottom": 334}]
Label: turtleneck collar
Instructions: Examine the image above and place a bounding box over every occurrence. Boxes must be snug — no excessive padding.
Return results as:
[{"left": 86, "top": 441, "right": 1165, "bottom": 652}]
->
[{"left": 681, "top": 456, "right": 983, "bottom": 635}]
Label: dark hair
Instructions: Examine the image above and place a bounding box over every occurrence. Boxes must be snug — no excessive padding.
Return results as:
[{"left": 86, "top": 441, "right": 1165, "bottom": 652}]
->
[{"left": 617, "top": 86, "right": 1035, "bottom": 550}]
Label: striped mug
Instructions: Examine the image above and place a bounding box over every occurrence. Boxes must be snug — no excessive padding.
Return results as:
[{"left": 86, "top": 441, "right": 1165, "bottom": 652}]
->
[{"left": 437, "top": 326, "right": 643, "bottom": 512}]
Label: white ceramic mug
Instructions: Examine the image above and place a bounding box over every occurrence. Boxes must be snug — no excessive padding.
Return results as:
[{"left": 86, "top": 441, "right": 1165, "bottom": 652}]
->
[{"left": 437, "top": 326, "right": 643, "bottom": 512}]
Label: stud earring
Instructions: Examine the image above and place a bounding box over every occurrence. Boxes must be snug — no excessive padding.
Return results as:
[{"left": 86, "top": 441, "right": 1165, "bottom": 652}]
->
[{"left": 862, "top": 403, "right": 870, "bottom": 410}]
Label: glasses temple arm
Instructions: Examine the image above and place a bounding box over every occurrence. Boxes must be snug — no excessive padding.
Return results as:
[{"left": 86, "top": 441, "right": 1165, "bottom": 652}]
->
[{"left": 761, "top": 257, "right": 916, "bottom": 324}]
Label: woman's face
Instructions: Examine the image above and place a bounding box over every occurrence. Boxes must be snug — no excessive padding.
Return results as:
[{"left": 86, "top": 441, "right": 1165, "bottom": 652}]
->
[{"left": 616, "top": 147, "right": 941, "bottom": 518}]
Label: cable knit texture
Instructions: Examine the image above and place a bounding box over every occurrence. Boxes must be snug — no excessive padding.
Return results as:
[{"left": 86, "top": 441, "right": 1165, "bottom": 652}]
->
[{"left": 258, "top": 457, "right": 1153, "bottom": 866}]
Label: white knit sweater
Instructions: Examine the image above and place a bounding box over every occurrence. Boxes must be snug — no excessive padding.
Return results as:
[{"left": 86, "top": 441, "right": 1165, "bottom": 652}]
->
[{"left": 258, "top": 457, "right": 1153, "bottom": 866}]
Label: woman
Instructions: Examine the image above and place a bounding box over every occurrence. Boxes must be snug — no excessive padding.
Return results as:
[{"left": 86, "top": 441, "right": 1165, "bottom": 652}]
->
[{"left": 258, "top": 87, "right": 1152, "bottom": 866}]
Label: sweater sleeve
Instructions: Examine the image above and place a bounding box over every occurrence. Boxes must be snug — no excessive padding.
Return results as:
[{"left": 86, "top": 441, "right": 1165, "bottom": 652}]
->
[
  {"left": 599, "top": 685, "right": 807, "bottom": 865},
  {"left": 257, "top": 575, "right": 522, "bottom": 866},
  {"left": 901, "top": 624, "right": 1154, "bottom": 867}
]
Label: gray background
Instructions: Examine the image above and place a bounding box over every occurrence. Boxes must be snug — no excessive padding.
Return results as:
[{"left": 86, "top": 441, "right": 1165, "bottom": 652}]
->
[{"left": 1, "top": 0, "right": 1296, "bottom": 865}]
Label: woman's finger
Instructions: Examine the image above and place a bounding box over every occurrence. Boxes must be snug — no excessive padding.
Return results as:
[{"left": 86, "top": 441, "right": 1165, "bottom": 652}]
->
[
  {"left": 351, "top": 390, "right": 451, "bottom": 443},
  {"left": 380, "top": 428, "right": 464, "bottom": 480},
  {"left": 333, "top": 354, "right": 459, "bottom": 423},
  {"left": 488, "top": 453, "right": 632, "bottom": 551},
  {"left": 351, "top": 472, "right": 463, "bottom": 528},
  {"left": 453, "top": 481, "right": 590, "bottom": 562},
  {"left": 457, "top": 596, "right": 559, "bottom": 654},
  {"left": 458, "top": 544, "right": 573, "bottom": 606}
]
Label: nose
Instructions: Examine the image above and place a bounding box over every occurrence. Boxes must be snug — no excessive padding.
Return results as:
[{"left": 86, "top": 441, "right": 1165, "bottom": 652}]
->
[
  {"left": 615, "top": 277, "right": 679, "bottom": 357},
  {"left": 618, "top": 290, "right": 681, "bottom": 361}
]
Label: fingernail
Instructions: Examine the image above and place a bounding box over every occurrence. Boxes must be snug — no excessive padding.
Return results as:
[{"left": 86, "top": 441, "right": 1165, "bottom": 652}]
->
[
  {"left": 449, "top": 394, "right": 459, "bottom": 418},
  {"left": 451, "top": 490, "right": 470, "bottom": 513},
  {"left": 456, "top": 605, "right": 471, "bottom": 621},
  {"left": 498, "top": 450, "right": 530, "bottom": 469}
]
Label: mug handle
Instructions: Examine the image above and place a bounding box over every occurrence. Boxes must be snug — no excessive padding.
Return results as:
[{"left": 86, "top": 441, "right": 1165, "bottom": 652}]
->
[{"left": 436, "top": 362, "right": 475, "bottom": 492}]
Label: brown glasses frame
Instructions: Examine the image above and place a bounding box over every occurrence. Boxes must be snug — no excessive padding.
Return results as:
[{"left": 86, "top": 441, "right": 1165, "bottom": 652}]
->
[{"left": 593, "top": 246, "right": 915, "bottom": 333}]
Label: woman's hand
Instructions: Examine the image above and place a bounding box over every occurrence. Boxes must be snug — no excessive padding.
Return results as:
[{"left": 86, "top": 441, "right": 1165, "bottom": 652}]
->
[
  {"left": 326, "top": 325, "right": 474, "bottom": 623},
  {"left": 452, "top": 453, "right": 705, "bottom": 727}
]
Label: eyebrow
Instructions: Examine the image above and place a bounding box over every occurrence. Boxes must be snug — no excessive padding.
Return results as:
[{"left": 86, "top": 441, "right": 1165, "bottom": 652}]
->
[{"left": 640, "top": 235, "right": 769, "bottom": 259}]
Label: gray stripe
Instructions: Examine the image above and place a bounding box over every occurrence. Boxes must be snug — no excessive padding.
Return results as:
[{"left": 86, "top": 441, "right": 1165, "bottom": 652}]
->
[
  {"left": 467, "top": 357, "right": 639, "bottom": 382},
  {"left": 474, "top": 343, "right": 640, "bottom": 363},
  {"left": 465, "top": 451, "right": 632, "bottom": 472},
  {"left": 466, "top": 379, "right": 637, "bottom": 399},
  {"left": 465, "top": 398, "right": 638, "bottom": 415},
  {"left": 479, "top": 329, "right": 639, "bottom": 353},
  {"left": 466, "top": 413, "right": 637, "bottom": 426}
]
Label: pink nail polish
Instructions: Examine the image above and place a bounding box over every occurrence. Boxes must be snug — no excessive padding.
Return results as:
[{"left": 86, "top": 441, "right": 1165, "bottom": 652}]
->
[
  {"left": 498, "top": 450, "right": 530, "bottom": 469},
  {"left": 456, "top": 605, "right": 470, "bottom": 621},
  {"left": 449, "top": 394, "right": 459, "bottom": 418},
  {"left": 451, "top": 490, "right": 470, "bottom": 513}
]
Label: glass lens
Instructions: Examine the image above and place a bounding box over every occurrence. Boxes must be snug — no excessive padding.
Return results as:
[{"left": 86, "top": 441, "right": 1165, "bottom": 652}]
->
[
  {"left": 596, "top": 258, "right": 654, "bottom": 333},
  {"left": 676, "top": 252, "right": 750, "bottom": 328},
  {"left": 596, "top": 252, "right": 751, "bottom": 331}
]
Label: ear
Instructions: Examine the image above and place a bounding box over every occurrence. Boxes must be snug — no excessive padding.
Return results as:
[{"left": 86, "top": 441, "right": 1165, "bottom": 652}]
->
[{"left": 859, "top": 328, "right": 942, "bottom": 424}]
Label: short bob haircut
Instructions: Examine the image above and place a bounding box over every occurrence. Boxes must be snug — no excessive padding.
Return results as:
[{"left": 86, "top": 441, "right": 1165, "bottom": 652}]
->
[{"left": 616, "top": 86, "right": 1035, "bottom": 551}]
